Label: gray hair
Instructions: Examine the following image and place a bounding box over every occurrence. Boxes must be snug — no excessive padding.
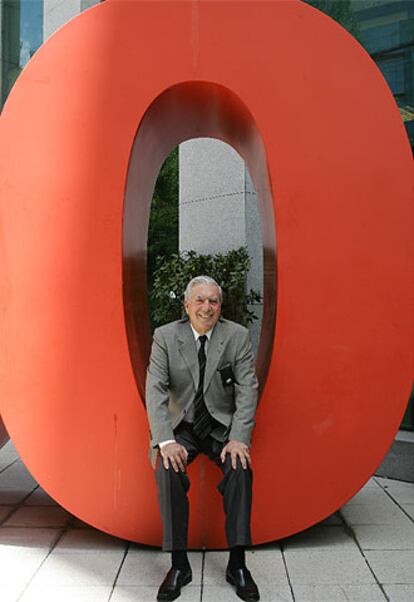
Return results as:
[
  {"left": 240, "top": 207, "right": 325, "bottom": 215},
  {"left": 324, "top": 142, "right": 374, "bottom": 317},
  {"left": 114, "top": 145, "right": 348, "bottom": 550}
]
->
[{"left": 184, "top": 276, "right": 223, "bottom": 303}]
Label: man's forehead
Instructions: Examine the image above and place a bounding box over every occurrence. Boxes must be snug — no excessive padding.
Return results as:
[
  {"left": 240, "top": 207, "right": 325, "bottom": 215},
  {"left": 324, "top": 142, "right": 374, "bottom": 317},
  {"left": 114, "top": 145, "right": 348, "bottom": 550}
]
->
[{"left": 191, "top": 284, "right": 220, "bottom": 299}]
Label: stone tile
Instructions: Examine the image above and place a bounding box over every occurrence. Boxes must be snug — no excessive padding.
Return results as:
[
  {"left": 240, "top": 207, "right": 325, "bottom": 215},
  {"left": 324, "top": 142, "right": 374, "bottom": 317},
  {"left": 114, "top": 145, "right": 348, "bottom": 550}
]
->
[
  {"left": 204, "top": 549, "right": 288, "bottom": 586},
  {"left": 383, "top": 584, "right": 414, "bottom": 601},
  {"left": 202, "top": 585, "right": 293, "bottom": 602},
  {"left": 381, "top": 482, "right": 414, "bottom": 505},
  {"left": 4, "top": 506, "right": 71, "bottom": 528},
  {"left": 395, "top": 431, "right": 414, "bottom": 443},
  {"left": 346, "top": 487, "right": 391, "bottom": 505},
  {"left": 362, "top": 478, "right": 383, "bottom": 488},
  {"left": 401, "top": 504, "right": 414, "bottom": 520},
  {"left": 0, "top": 488, "right": 34, "bottom": 504},
  {"left": 0, "top": 548, "right": 48, "bottom": 585},
  {"left": 293, "top": 584, "right": 386, "bottom": 601},
  {"left": 352, "top": 523, "right": 414, "bottom": 550},
  {"left": 365, "top": 551, "right": 414, "bottom": 584},
  {"left": 0, "top": 460, "right": 18, "bottom": 471},
  {"left": 0, "top": 527, "right": 61, "bottom": 549},
  {"left": 0, "top": 456, "right": 19, "bottom": 468},
  {"left": 340, "top": 500, "right": 406, "bottom": 525},
  {"left": 24, "top": 488, "right": 58, "bottom": 506},
  {"left": 30, "top": 551, "right": 124, "bottom": 586},
  {"left": 21, "top": 585, "right": 113, "bottom": 601},
  {"left": 0, "top": 462, "right": 37, "bottom": 488},
  {"left": 283, "top": 526, "right": 357, "bottom": 552},
  {"left": 203, "top": 551, "right": 238, "bottom": 586},
  {"left": 284, "top": 550, "right": 375, "bottom": 585},
  {"left": 54, "top": 528, "right": 127, "bottom": 553},
  {"left": 111, "top": 585, "right": 201, "bottom": 602},
  {"left": 0, "top": 506, "right": 14, "bottom": 523},
  {"left": 117, "top": 550, "right": 202, "bottom": 586},
  {"left": 0, "top": 583, "right": 28, "bottom": 602},
  {"left": 247, "top": 548, "right": 290, "bottom": 586},
  {"left": 0, "top": 442, "right": 19, "bottom": 461}
]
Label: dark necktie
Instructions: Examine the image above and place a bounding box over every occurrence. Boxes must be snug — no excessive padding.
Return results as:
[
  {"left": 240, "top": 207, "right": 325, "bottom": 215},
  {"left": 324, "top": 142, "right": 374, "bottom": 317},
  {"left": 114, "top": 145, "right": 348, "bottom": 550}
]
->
[{"left": 193, "top": 335, "right": 214, "bottom": 439}]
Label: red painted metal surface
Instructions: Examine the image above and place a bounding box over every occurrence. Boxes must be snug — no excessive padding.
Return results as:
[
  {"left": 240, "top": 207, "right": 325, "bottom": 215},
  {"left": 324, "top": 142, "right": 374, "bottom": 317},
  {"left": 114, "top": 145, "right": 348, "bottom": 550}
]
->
[{"left": 0, "top": 0, "right": 412, "bottom": 547}]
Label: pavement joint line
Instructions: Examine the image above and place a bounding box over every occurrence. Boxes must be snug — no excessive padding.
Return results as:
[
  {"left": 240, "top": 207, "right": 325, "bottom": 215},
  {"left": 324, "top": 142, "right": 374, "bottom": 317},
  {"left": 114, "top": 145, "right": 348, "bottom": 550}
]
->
[
  {"left": 15, "top": 517, "right": 74, "bottom": 602},
  {"left": 374, "top": 477, "right": 414, "bottom": 525},
  {"left": 0, "top": 484, "right": 40, "bottom": 527},
  {"left": 0, "top": 457, "right": 20, "bottom": 475},
  {"left": 337, "top": 509, "right": 390, "bottom": 602},
  {"left": 280, "top": 543, "right": 296, "bottom": 602},
  {"left": 108, "top": 540, "right": 130, "bottom": 601}
]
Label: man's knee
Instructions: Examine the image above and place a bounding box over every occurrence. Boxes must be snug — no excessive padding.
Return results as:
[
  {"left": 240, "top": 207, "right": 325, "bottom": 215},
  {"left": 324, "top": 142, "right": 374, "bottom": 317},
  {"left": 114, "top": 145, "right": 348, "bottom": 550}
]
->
[
  {"left": 222, "top": 455, "right": 253, "bottom": 476},
  {"left": 155, "top": 460, "right": 190, "bottom": 492},
  {"left": 218, "top": 456, "right": 253, "bottom": 495}
]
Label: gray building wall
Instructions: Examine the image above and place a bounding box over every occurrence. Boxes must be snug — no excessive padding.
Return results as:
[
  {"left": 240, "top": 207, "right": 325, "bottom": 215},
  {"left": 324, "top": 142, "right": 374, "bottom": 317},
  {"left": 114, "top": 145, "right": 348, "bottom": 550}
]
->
[
  {"left": 0, "top": 0, "right": 21, "bottom": 107},
  {"left": 0, "top": 0, "right": 99, "bottom": 107},
  {"left": 179, "top": 138, "right": 263, "bottom": 353},
  {"left": 0, "top": 1, "right": 3, "bottom": 103}
]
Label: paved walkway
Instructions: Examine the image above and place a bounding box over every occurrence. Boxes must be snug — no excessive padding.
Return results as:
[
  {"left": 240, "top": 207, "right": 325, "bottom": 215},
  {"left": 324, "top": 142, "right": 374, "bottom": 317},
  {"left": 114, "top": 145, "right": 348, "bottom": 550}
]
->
[{"left": 0, "top": 440, "right": 413, "bottom": 602}]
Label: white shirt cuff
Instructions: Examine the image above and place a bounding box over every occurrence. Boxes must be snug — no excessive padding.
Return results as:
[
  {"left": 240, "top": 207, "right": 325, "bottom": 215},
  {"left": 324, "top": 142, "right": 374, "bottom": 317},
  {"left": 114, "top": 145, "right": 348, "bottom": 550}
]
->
[{"left": 159, "top": 439, "right": 176, "bottom": 449}]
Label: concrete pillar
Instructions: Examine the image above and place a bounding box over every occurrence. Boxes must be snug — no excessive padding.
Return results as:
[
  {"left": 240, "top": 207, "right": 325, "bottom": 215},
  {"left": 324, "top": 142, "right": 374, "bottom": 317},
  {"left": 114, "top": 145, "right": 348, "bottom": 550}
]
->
[
  {"left": 179, "top": 138, "right": 263, "bottom": 353},
  {"left": 44, "top": 0, "right": 99, "bottom": 40}
]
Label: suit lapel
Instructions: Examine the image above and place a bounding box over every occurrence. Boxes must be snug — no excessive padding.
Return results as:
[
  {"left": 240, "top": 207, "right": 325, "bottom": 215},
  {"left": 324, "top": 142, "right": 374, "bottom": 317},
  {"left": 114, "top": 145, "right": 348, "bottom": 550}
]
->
[
  {"left": 177, "top": 321, "right": 199, "bottom": 391},
  {"left": 204, "top": 321, "right": 226, "bottom": 393}
]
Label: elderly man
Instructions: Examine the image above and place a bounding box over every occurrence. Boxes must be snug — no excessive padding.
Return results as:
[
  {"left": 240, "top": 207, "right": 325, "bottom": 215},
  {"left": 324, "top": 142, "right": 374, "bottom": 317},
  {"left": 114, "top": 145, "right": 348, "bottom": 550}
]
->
[{"left": 146, "top": 275, "right": 259, "bottom": 602}]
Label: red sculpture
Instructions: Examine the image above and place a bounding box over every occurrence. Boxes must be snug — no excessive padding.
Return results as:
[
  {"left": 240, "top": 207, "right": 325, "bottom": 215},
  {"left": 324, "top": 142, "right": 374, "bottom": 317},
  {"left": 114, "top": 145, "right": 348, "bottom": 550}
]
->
[{"left": 0, "top": 0, "right": 412, "bottom": 547}]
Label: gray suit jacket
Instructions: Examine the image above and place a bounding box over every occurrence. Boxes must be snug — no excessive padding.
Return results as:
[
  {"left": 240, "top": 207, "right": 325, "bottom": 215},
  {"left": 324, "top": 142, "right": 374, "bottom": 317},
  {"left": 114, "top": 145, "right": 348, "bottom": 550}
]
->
[{"left": 145, "top": 318, "right": 259, "bottom": 466}]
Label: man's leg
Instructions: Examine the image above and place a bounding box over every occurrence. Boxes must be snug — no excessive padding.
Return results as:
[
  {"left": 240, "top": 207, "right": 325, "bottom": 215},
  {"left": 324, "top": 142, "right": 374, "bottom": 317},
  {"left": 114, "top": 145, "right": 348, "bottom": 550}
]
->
[
  {"left": 155, "top": 423, "right": 200, "bottom": 601},
  {"left": 155, "top": 459, "right": 190, "bottom": 550},
  {"left": 217, "top": 453, "right": 253, "bottom": 550},
  {"left": 204, "top": 438, "right": 253, "bottom": 549},
  {"left": 206, "top": 438, "right": 259, "bottom": 602}
]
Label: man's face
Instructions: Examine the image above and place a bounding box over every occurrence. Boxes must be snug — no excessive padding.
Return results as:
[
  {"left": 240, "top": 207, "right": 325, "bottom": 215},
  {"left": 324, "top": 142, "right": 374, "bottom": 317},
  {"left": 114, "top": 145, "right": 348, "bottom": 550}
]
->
[{"left": 184, "top": 283, "right": 222, "bottom": 335}]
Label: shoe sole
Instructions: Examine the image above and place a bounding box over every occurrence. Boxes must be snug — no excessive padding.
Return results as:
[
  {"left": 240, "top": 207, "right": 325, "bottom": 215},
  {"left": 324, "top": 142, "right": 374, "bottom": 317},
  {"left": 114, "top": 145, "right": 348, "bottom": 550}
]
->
[{"left": 157, "top": 574, "right": 192, "bottom": 601}]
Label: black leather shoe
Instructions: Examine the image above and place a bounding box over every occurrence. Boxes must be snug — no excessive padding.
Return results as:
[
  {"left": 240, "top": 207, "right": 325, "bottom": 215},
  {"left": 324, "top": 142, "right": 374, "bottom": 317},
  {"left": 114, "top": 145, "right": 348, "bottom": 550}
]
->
[
  {"left": 226, "top": 565, "right": 260, "bottom": 602},
  {"left": 157, "top": 567, "right": 192, "bottom": 601}
]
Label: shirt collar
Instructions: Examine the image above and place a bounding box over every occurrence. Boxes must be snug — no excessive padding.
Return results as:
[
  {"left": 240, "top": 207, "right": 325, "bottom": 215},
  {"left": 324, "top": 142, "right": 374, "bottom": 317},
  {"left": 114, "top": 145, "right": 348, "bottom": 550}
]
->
[{"left": 190, "top": 323, "right": 213, "bottom": 341}]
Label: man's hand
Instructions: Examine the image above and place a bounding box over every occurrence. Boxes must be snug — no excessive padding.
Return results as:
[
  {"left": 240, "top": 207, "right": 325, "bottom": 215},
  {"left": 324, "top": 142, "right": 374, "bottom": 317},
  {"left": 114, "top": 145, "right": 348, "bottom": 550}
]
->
[
  {"left": 160, "top": 442, "right": 188, "bottom": 472},
  {"left": 220, "top": 440, "right": 251, "bottom": 470}
]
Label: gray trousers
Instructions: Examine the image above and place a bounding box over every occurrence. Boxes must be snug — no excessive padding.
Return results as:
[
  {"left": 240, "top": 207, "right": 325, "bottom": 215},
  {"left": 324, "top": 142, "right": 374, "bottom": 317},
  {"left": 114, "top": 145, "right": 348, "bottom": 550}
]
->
[{"left": 155, "top": 421, "right": 253, "bottom": 551}]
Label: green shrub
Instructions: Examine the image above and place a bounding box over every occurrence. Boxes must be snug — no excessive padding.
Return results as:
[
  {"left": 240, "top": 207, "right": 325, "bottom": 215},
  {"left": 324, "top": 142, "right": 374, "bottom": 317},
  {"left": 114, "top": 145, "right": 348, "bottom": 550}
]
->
[{"left": 149, "top": 247, "right": 262, "bottom": 330}]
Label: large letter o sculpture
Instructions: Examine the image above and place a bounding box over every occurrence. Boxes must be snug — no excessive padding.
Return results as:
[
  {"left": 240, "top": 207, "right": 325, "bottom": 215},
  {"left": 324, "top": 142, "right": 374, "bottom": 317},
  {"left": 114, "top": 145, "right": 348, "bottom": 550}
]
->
[{"left": 0, "top": 0, "right": 412, "bottom": 547}]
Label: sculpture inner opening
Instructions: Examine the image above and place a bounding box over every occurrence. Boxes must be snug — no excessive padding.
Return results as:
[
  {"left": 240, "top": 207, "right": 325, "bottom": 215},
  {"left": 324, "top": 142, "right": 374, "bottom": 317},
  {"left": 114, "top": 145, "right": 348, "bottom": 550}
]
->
[{"left": 122, "top": 81, "right": 277, "bottom": 401}]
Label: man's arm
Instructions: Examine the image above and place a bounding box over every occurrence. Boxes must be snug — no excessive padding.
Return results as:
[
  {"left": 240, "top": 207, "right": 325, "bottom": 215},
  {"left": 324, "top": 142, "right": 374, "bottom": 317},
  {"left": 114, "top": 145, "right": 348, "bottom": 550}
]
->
[
  {"left": 146, "top": 328, "right": 188, "bottom": 472},
  {"left": 228, "top": 328, "right": 258, "bottom": 443},
  {"left": 146, "top": 328, "right": 175, "bottom": 446},
  {"left": 221, "top": 328, "right": 258, "bottom": 469}
]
